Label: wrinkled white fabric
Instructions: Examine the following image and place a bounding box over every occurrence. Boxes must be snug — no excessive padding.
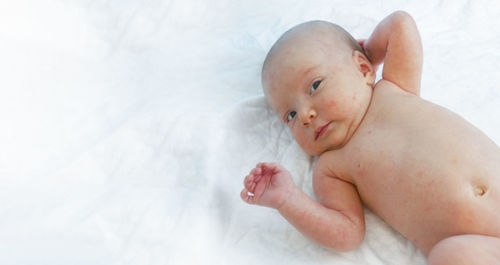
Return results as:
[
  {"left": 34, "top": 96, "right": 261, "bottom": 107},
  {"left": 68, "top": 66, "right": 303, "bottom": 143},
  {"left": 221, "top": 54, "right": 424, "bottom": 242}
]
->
[{"left": 1, "top": 0, "right": 499, "bottom": 264}]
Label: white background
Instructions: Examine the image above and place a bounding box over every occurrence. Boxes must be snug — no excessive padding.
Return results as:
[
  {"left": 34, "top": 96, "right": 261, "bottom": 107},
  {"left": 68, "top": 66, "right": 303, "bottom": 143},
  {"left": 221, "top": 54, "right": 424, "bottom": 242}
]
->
[{"left": 0, "top": 0, "right": 499, "bottom": 264}]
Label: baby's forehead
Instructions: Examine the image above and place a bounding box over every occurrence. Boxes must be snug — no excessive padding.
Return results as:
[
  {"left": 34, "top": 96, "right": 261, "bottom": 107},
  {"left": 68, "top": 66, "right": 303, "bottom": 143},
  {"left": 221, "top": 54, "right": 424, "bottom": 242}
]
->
[
  {"left": 280, "top": 21, "right": 342, "bottom": 43},
  {"left": 263, "top": 22, "right": 350, "bottom": 71},
  {"left": 272, "top": 24, "right": 342, "bottom": 56},
  {"left": 263, "top": 35, "right": 346, "bottom": 81},
  {"left": 262, "top": 21, "right": 354, "bottom": 104}
]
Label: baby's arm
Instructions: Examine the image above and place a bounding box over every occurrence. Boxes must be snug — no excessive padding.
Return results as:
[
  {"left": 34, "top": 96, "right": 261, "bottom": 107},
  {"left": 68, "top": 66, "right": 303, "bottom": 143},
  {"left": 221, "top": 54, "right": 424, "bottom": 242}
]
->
[
  {"left": 363, "top": 11, "right": 423, "bottom": 95},
  {"left": 241, "top": 162, "right": 365, "bottom": 251}
]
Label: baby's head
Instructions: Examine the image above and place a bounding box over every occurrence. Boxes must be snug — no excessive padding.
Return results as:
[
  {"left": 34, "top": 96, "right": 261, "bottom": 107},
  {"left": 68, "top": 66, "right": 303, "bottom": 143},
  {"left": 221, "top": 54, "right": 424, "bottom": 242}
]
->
[{"left": 262, "top": 21, "right": 376, "bottom": 156}]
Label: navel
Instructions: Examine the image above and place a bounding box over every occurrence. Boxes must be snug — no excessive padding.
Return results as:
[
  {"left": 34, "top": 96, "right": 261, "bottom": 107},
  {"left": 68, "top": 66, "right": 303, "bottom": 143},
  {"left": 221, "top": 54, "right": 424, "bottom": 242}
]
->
[{"left": 473, "top": 184, "right": 488, "bottom": 197}]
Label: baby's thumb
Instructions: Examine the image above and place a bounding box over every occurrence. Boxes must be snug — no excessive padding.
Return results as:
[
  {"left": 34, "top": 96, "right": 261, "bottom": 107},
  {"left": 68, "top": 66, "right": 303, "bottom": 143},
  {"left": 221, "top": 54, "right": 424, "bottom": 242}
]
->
[{"left": 240, "top": 188, "right": 255, "bottom": 204}]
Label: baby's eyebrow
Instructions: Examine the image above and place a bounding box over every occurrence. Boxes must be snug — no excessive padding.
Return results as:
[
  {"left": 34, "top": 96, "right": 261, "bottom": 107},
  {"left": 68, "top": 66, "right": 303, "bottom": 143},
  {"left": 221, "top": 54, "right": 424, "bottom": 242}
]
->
[
  {"left": 302, "top": 65, "right": 318, "bottom": 77},
  {"left": 277, "top": 106, "right": 289, "bottom": 123},
  {"left": 275, "top": 105, "right": 286, "bottom": 120}
]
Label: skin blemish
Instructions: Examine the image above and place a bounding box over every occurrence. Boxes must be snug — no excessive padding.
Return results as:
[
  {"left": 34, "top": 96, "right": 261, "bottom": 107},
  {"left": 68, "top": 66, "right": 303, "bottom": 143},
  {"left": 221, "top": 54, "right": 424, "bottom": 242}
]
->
[{"left": 328, "top": 100, "right": 337, "bottom": 108}]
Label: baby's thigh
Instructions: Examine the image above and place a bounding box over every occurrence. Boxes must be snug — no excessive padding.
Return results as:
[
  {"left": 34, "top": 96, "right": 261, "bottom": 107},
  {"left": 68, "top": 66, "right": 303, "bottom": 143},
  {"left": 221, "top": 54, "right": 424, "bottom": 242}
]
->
[{"left": 427, "top": 234, "right": 500, "bottom": 265}]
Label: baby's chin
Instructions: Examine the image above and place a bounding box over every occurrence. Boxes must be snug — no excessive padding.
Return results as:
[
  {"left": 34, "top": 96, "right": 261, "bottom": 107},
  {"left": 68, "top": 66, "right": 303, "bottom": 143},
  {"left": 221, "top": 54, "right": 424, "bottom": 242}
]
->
[
  {"left": 300, "top": 139, "right": 345, "bottom": 156},
  {"left": 300, "top": 144, "right": 330, "bottom": 157}
]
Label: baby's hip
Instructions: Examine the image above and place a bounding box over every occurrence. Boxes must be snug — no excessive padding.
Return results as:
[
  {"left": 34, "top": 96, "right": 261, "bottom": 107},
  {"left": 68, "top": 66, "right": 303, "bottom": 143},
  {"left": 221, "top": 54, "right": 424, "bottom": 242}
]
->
[{"left": 425, "top": 189, "right": 500, "bottom": 252}]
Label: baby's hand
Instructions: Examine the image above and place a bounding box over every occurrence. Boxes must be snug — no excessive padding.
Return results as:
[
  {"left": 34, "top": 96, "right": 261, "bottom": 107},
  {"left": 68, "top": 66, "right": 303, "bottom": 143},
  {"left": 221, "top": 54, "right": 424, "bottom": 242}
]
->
[
  {"left": 358, "top": 38, "right": 379, "bottom": 73},
  {"left": 357, "top": 39, "right": 366, "bottom": 49},
  {"left": 240, "top": 163, "right": 296, "bottom": 209}
]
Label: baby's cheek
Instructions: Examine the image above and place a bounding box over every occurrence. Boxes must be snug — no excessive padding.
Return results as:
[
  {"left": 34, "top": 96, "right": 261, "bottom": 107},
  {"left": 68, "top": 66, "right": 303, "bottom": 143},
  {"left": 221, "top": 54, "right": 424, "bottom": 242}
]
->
[
  {"left": 327, "top": 100, "right": 337, "bottom": 108},
  {"left": 294, "top": 132, "right": 308, "bottom": 149},
  {"left": 324, "top": 99, "right": 343, "bottom": 116},
  {"left": 294, "top": 133, "right": 321, "bottom": 156}
]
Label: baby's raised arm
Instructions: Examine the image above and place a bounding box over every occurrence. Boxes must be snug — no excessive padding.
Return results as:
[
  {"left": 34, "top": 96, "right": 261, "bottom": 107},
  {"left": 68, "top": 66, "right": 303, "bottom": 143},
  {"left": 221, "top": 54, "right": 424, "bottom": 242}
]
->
[
  {"left": 241, "top": 162, "right": 365, "bottom": 251},
  {"left": 363, "top": 11, "right": 423, "bottom": 95}
]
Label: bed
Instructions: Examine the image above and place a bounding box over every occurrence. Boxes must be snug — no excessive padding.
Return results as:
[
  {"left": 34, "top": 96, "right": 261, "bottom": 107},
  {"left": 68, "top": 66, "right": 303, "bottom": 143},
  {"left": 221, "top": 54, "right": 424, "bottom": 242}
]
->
[{"left": 1, "top": 0, "right": 499, "bottom": 264}]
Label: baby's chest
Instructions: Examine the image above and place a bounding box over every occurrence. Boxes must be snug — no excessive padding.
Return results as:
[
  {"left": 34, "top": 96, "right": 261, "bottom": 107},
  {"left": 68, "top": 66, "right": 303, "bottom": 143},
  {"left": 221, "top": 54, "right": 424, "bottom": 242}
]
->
[
  {"left": 343, "top": 133, "right": 487, "bottom": 216},
  {"left": 337, "top": 130, "right": 455, "bottom": 200}
]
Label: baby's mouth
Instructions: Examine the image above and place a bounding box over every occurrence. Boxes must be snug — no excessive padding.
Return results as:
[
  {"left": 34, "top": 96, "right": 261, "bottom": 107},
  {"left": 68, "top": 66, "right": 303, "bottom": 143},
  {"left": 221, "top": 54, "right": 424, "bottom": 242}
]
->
[{"left": 315, "top": 121, "right": 332, "bottom": 140}]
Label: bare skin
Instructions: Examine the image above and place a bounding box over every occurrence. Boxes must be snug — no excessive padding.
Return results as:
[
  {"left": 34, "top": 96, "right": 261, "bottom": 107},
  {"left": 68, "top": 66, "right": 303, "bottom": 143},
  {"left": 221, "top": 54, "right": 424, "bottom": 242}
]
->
[{"left": 241, "top": 11, "right": 500, "bottom": 264}]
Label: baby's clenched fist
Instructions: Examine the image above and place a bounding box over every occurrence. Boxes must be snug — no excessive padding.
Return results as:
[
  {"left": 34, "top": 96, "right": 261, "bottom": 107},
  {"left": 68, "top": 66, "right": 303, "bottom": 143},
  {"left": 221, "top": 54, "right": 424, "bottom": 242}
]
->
[{"left": 240, "top": 162, "right": 296, "bottom": 209}]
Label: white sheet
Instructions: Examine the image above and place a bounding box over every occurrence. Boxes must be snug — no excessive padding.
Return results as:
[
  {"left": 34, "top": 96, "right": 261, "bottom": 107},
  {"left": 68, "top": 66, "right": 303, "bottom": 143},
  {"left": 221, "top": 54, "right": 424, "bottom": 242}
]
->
[{"left": 1, "top": 0, "right": 499, "bottom": 264}]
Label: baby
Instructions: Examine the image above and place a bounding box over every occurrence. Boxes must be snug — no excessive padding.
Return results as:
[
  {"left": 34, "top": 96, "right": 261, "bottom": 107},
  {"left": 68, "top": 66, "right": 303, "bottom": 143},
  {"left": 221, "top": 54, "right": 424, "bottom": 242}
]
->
[{"left": 241, "top": 11, "right": 500, "bottom": 264}]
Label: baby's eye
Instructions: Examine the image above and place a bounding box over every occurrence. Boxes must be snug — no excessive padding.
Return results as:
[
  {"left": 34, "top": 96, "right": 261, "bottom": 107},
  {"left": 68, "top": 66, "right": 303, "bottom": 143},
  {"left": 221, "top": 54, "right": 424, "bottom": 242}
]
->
[
  {"left": 310, "top": 80, "right": 321, "bottom": 94},
  {"left": 287, "top": 111, "right": 297, "bottom": 122}
]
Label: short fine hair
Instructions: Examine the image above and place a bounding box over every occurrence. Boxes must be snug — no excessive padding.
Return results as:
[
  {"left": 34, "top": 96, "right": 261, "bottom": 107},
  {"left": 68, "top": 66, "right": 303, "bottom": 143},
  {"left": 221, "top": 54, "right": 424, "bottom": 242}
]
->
[{"left": 262, "top": 21, "right": 367, "bottom": 76}]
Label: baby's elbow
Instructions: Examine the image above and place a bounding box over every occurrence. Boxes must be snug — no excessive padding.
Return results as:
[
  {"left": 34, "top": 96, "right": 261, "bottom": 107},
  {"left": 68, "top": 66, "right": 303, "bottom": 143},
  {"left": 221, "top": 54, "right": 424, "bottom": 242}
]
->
[
  {"left": 338, "top": 226, "right": 365, "bottom": 252},
  {"left": 389, "top": 11, "right": 422, "bottom": 53},
  {"left": 323, "top": 221, "right": 366, "bottom": 252},
  {"left": 391, "top": 10, "right": 414, "bottom": 24},
  {"left": 391, "top": 11, "right": 418, "bottom": 33}
]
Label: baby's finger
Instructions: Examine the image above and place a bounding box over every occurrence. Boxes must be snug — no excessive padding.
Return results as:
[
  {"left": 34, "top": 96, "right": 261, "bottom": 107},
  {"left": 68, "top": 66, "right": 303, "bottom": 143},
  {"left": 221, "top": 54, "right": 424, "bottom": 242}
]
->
[
  {"left": 240, "top": 188, "right": 248, "bottom": 202},
  {"left": 244, "top": 174, "right": 254, "bottom": 188},
  {"left": 260, "top": 162, "right": 277, "bottom": 175},
  {"left": 240, "top": 188, "right": 255, "bottom": 204},
  {"left": 357, "top": 39, "right": 366, "bottom": 48},
  {"left": 249, "top": 182, "right": 256, "bottom": 192},
  {"left": 263, "top": 162, "right": 277, "bottom": 170},
  {"left": 251, "top": 166, "right": 262, "bottom": 176}
]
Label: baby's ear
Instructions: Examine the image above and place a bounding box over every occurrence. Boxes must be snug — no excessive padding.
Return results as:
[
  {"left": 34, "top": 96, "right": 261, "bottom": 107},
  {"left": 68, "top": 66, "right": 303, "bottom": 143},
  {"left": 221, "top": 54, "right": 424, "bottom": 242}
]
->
[{"left": 352, "top": 50, "right": 375, "bottom": 86}]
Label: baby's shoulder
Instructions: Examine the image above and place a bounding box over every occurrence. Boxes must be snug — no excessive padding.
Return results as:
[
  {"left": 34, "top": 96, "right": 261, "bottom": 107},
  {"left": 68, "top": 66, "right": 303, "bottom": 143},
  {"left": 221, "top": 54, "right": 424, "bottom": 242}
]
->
[
  {"left": 374, "top": 79, "right": 411, "bottom": 96},
  {"left": 314, "top": 152, "right": 335, "bottom": 175},
  {"left": 314, "top": 150, "right": 352, "bottom": 182},
  {"left": 371, "top": 79, "right": 421, "bottom": 111}
]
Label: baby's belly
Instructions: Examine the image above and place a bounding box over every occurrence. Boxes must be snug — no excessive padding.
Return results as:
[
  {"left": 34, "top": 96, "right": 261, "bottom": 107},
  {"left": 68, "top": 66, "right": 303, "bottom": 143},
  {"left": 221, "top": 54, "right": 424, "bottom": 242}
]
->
[
  {"left": 359, "top": 171, "right": 500, "bottom": 254},
  {"left": 346, "top": 83, "right": 500, "bottom": 254}
]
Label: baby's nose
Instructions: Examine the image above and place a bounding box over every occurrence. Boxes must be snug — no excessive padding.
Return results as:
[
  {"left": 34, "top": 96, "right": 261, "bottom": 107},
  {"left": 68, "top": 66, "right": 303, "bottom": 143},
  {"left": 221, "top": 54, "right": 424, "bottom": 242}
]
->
[{"left": 302, "top": 109, "right": 317, "bottom": 126}]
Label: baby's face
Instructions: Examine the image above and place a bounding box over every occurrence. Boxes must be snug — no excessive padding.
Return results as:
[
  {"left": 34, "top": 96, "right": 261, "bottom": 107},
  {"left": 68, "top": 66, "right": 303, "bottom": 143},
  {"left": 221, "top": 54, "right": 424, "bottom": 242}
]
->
[{"left": 263, "top": 38, "right": 374, "bottom": 156}]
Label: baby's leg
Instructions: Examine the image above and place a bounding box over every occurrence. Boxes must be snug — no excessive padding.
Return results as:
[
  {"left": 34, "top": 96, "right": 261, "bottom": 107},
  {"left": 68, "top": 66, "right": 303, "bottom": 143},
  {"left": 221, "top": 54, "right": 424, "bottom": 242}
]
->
[{"left": 427, "top": 234, "right": 500, "bottom": 265}]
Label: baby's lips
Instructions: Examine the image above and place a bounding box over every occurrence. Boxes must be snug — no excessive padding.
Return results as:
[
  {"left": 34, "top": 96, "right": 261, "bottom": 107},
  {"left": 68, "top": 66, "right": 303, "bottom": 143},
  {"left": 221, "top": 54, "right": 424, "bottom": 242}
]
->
[{"left": 315, "top": 121, "right": 332, "bottom": 140}]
